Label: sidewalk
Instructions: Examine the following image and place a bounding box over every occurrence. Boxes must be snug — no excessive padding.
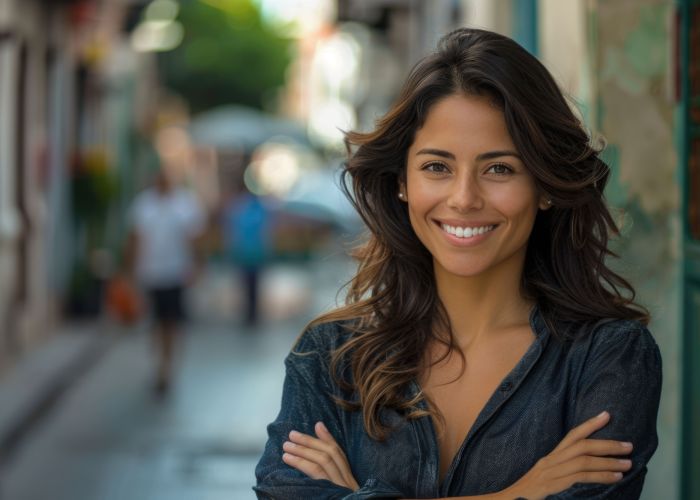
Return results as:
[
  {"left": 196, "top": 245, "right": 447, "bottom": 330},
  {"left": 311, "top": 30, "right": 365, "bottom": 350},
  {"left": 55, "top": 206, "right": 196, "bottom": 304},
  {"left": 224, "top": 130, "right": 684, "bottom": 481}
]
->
[
  {"left": 0, "top": 256, "right": 356, "bottom": 500},
  {"left": 0, "top": 321, "right": 114, "bottom": 462}
]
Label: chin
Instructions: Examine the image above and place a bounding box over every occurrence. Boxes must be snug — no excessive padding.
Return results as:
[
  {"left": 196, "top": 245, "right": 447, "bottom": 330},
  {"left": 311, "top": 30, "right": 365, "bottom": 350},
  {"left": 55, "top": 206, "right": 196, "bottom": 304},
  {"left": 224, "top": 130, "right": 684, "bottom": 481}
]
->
[{"left": 434, "top": 258, "right": 492, "bottom": 279}]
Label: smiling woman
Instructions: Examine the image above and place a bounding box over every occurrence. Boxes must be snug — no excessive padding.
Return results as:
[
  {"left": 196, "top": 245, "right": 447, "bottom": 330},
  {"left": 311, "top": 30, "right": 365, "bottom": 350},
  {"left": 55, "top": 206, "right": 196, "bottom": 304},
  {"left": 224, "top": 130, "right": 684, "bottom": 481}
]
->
[{"left": 254, "top": 28, "right": 661, "bottom": 500}]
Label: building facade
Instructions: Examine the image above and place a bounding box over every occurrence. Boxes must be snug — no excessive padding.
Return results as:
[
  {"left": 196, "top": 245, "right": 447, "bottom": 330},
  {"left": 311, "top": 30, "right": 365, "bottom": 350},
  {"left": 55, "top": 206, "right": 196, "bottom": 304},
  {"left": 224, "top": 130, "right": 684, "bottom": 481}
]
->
[
  {"left": 0, "top": 0, "right": 73, "bottom": 371},
  {"left": 0, "top": 0, "right": 155, "bottom": 372}
]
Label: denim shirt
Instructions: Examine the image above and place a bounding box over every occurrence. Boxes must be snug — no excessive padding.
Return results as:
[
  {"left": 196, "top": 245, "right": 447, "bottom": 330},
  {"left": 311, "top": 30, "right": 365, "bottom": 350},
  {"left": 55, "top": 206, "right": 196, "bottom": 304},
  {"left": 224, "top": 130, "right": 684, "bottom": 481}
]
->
[{"left": 254, "top": 307, "right": 662, "bottom": 499}]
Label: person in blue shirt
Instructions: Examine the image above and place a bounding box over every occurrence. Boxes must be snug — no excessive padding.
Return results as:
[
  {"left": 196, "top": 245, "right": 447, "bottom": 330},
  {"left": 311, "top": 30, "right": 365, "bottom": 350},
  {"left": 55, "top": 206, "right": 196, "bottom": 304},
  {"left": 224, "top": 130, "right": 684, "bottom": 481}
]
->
[
  {"left": 255, "top": 28, "right": 661, "bottom": 499},
  {"left": 223, "top": 188, "right": 271, "bottom": 326}
]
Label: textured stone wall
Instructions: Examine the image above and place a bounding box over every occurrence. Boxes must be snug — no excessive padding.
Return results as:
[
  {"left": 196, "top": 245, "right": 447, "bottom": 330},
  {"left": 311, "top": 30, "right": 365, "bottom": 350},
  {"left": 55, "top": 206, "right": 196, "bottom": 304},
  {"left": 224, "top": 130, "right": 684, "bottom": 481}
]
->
[
  {"left": 592, "top": 1, "right": 680, "bottom": 498},
  {"left": 539, "top": 0, "right": 681, "bottom": 496}
]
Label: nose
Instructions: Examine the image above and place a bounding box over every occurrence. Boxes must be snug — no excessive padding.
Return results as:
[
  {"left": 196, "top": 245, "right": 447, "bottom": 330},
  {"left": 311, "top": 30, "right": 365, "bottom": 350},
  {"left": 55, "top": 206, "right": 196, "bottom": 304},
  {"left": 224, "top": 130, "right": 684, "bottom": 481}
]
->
[{"left": 446, "top": 172, "right": 483, "bottom": 212}]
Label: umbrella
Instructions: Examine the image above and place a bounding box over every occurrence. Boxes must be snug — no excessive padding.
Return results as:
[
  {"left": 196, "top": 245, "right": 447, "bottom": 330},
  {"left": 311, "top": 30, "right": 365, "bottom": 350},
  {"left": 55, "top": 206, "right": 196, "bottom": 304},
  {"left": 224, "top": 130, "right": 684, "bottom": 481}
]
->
[
  {"left": 280, "top": 167, "right": 361, "bottom": 233},
  {"left": 189, "top": 105, "right": 309, "bottom": 151}
]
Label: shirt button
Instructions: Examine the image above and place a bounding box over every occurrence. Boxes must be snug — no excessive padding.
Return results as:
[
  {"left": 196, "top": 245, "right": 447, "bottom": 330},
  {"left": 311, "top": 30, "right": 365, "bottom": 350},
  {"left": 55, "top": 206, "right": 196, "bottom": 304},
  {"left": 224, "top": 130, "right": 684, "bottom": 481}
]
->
[{"left": 499, "top": 381, "right": 513, "bottom": 392}]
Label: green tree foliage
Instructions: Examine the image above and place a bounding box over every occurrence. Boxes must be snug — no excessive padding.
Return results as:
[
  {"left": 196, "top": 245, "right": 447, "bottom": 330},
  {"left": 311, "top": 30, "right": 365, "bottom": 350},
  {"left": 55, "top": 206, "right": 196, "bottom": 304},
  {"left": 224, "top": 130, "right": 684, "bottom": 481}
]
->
[{"left": 158, "top": 0, "right": 292, "bottom": 113}]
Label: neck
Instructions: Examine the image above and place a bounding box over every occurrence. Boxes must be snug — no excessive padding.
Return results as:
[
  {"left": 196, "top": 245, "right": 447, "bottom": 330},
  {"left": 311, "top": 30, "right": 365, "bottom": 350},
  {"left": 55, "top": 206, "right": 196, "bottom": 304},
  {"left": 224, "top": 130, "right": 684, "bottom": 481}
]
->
[{"left": 434, "top": 252, "right": 533, "bottom": 349}]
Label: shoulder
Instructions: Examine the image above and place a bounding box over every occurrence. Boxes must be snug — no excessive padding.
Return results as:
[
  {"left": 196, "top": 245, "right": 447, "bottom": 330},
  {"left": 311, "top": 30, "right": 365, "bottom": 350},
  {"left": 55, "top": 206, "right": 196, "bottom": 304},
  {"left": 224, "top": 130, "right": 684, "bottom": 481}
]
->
[
  {"left": 291, "top": 320, "right": 355, "bottom": 358},
  {"left": 553, "top": 315, "right": 658, "bottom": 352},
  {"left": 570, "top": 318, "right": 662, "bottom": 382},
  {"left": 284, "top": 320, "right": 356, "bottom": 390},
  {"left": 584, "top": 318, "right": 659, "bottom": 354}
]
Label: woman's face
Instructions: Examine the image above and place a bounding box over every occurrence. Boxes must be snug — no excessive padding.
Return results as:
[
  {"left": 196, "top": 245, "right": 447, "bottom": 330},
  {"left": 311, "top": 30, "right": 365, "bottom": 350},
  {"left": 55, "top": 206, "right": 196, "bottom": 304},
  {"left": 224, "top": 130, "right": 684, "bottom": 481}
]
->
[{"left": 402, "top": 93, "right": 548, "bottom": 280}]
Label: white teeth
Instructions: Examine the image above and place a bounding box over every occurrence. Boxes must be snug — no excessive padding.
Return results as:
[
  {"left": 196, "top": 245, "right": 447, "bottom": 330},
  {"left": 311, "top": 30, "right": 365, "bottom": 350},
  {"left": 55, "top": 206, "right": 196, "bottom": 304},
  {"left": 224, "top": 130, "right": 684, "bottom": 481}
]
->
[{"left": 441, "top": 223, "right": 495, "bottom": 239}]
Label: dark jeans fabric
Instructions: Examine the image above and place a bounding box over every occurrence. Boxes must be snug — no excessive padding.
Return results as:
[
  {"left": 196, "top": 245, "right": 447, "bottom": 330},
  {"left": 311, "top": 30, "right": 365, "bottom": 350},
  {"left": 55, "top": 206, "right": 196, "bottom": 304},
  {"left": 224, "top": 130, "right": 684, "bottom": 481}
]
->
[
  {"left": 242, "top": 268, "right": 260, "bottom": 325},
  {"left": 148, "top": 286, "right": 185, "bottom": 323},
  {"left": 254, "top": 306, "right": 662, "bottom": 499}
]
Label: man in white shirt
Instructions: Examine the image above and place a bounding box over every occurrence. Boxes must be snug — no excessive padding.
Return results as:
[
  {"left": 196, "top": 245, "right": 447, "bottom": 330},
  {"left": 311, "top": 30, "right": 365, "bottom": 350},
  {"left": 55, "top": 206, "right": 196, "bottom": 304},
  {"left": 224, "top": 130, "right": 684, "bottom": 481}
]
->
[{"left": 127, "top": 170, "right": 205, "bottom": 396}]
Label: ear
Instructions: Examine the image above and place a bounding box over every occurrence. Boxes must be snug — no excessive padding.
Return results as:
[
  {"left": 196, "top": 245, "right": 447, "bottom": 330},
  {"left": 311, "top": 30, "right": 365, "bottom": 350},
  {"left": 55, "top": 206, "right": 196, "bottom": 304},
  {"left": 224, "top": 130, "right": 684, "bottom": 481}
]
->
[
  {"left": 398, "top": 182, "right": 407, "bottom": 202},
  {"left": 538, "top": 196, "right": 552, "bottom": 210}
]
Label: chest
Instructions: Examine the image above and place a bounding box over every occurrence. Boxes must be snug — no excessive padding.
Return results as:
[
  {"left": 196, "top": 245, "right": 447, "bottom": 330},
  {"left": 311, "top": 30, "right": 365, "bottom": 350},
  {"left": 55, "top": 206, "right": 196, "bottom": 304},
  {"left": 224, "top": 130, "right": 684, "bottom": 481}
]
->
[
  {"left": 348, "top": 337, "right": 575, "bottom": 498},
  {"left": 421, "top": 334, "right": 535, "bottom": 480},
  {"left": 136, "top": 198, "right": 192, "bottom": 239}
]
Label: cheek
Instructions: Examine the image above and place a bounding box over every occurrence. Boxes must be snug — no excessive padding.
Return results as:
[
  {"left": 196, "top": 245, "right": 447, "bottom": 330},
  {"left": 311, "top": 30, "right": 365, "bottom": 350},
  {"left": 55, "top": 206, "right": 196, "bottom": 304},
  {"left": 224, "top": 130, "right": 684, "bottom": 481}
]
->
[
  {"left": 498, "top": 199, "right": 538, "bottom": 221},
  {"left": 406, "top": 205, "right": 427, "bottom": 236},
  {"left": 406, "top": 182, "right": 441, "bottom": 216},
  {"left": 406, "top": 200, "right": 436, "bottom": 246},
  {"left": 488, "top": 183, "right": 539, "bottom": 219}
]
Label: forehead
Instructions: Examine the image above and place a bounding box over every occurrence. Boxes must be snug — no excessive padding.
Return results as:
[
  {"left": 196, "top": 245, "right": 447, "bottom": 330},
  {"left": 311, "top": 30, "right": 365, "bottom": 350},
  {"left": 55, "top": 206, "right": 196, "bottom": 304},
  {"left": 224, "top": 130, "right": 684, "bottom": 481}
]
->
[{"left": 409, "top": 93, "right": 515, "bottom": 152}]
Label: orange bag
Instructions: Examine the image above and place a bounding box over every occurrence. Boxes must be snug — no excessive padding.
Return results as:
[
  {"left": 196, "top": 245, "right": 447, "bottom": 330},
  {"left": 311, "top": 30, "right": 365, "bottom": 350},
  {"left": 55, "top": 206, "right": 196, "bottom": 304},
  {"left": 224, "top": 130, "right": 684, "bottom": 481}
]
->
[{"left": 105, "top": 276, "right": 143, "bottom": 325}]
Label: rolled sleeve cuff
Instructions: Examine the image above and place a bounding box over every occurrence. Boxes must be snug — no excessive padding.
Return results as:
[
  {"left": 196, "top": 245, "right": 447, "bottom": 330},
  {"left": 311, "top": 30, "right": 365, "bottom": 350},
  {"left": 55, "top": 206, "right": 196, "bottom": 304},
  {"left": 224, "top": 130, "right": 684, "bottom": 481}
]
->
[
  {"left": 254, "top": 478, "right": 405, "bottom": 500},
  {"left": 343, "top": 478, "right": 405, "bottom": 499}
]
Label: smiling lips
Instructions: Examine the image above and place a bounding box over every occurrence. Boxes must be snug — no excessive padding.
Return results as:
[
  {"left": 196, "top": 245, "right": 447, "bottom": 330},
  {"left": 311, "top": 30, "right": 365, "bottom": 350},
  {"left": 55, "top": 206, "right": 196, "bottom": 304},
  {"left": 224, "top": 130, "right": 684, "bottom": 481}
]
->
[{"left": 439, "top": 222, "right": 497, "bottom": 239}]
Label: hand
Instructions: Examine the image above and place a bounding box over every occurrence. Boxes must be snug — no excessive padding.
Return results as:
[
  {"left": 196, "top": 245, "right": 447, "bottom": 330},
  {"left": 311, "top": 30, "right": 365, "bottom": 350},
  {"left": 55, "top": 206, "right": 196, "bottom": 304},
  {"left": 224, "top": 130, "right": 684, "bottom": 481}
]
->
[
  {"left": 502, "top": 411, "right": 633, "bottom": 500},
  {"left": 282, "top": 421, "right": 360, "bottom": 491}
]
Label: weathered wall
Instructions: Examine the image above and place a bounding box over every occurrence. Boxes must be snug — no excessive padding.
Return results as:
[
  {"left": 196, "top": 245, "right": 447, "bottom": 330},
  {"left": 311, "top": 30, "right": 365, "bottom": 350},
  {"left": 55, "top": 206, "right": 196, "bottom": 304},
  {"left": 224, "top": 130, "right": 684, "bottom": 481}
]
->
[
  {"left": 16, "top": 0, "right": 53, "bottom": 352},
  {"left": 0, "top": 0, "right": 21, "bottom": 371},
  {"left": 0, "top": 0, "right": 72, "bottom": 369},
  {"left": 539, "top": 0, "right": 592, "bottom": 119},
  {"left": 460, "top": 0, "right": 512, "bottom": 35},
  {"left": 592, "top": 1, "right": 680, "bottom": 498},
  {"left": 539, "top": 0, "right": 681, "bottom": 498}
]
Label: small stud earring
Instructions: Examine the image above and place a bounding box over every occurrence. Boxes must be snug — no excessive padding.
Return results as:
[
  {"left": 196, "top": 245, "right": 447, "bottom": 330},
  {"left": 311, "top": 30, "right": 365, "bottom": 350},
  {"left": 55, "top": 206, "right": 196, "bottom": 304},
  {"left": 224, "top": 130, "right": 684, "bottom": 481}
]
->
[
  {"left": 398, "top": 192, "right": 405, "bottom": 199},
  {"left": 545, "top": 198, "right": 552, "bottom": 206}
]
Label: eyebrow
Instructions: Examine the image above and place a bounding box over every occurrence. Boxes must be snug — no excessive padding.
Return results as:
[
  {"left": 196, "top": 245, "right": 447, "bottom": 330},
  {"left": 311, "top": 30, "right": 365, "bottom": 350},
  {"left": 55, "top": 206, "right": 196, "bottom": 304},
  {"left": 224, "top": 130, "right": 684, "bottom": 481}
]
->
[{"left": 415, "top": 148, "right": 522, "bottom": 161}]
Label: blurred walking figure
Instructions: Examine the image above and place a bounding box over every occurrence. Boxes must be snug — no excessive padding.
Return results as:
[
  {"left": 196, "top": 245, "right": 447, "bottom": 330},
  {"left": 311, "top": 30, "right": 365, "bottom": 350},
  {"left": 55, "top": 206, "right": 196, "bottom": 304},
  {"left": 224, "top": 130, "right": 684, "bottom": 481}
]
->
[
  {"left": 126, "top": 169, "right": 205, "bottom": 396},
  {"left": 223, "top": 187, "right": 272, "bottom": 327}
]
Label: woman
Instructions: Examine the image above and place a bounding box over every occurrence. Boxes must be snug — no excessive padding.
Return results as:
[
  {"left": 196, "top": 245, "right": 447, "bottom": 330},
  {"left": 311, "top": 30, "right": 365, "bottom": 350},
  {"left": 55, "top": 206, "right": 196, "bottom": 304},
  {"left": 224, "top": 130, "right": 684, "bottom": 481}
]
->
[{"left": 255, "top": 28, "right": 661, "bottom": 499}]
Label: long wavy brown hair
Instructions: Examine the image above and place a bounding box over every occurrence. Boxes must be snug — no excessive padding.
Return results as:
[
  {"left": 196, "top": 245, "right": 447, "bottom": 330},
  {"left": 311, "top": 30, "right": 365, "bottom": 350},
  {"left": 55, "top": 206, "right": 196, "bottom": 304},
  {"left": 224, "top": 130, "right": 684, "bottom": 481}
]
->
[{"left": 305, "top": 28, "right": 649, "bottom": 441}]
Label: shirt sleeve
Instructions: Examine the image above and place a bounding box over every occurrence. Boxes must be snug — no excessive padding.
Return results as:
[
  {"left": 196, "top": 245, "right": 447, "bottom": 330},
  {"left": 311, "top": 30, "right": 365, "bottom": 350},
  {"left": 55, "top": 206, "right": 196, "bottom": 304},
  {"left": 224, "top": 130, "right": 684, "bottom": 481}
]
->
[
  {"left": 549, "top": 323, "right": 662, "bottom": 499},
  {"left": 254, "top": 325, "right": 406, "bottom": 500}
]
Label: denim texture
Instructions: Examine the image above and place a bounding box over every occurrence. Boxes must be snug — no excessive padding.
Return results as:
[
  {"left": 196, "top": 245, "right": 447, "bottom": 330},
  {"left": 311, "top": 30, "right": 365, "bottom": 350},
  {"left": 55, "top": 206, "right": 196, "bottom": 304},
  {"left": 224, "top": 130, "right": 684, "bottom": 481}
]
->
[{"left": 254, "top": 307, "right": 662, "bottom": 499}]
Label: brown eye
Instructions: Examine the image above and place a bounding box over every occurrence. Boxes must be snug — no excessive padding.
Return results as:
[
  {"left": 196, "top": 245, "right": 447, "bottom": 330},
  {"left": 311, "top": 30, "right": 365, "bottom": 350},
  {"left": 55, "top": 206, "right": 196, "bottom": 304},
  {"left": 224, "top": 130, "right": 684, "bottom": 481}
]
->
[
  {"left": 487, "top": 163, "right": 513, "bottom": 175},
  {"left": 423, "top": 162, "right": 449, "bottom": 173}
]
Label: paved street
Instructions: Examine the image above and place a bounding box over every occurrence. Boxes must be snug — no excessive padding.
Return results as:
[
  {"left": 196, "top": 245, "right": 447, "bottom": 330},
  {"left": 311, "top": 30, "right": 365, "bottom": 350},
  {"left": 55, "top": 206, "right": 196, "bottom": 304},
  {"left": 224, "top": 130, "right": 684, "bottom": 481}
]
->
[{"left": 0, "top": 252, "right": 356, "bottom": 500}]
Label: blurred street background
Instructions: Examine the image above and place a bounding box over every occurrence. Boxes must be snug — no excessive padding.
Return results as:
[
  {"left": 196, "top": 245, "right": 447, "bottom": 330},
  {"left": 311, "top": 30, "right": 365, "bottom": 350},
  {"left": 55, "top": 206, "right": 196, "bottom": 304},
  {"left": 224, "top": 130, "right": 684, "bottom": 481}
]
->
[{"left": 0, "top": 0, "right": 698, "bottom": 499}]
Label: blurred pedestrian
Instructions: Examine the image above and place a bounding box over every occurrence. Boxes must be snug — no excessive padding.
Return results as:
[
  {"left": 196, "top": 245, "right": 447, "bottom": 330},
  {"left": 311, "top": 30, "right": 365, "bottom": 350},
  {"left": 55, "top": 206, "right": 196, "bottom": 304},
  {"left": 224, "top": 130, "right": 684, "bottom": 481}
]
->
[
  {"left": 125, "top": 169, "right": 205, "bottom": 396},
  {"left": 223, "top": 187, "right": 272, "bottom": 327}
]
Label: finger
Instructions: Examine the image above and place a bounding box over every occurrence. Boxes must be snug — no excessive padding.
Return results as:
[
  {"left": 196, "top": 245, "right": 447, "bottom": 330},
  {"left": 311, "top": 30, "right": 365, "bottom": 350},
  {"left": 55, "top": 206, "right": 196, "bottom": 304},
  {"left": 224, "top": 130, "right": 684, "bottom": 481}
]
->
[
  {"left": 315, "top": 422, "right": 359, "bottom": 490},
  {"left": 289, "top": 430, "right": 330, "bottom": 451},
  {"left": 558, "top": 470, "right": 624, "bottom": 489},
  {"left": 314, "top": 423, "right": 350, "bottom": 464},
  {"left": 315, "top": 421, "right": 337, "bottom": 444},
  {"left": 282, "top": 452, "right": 334, "bottom": 482},
  {"left": 288, "top": 428, "right": 358, "bottom": 490},
  {"left": 553, "top": 456, "right": 633, "bottom": 479},
  {"left": 554, "top": 411, "right": 610, "bottom": 451},
  {"left": 282, "top": 442, "right": 345, "bottom": 485},
  {"left": 289, "top": 430, "right": 344, "bottom": 464},
  {"left": 290, "top": 428, "right": 346, "bottom": 472},
  {"left": 554, "top": 438, "right": 633, "bottom": 464}
]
